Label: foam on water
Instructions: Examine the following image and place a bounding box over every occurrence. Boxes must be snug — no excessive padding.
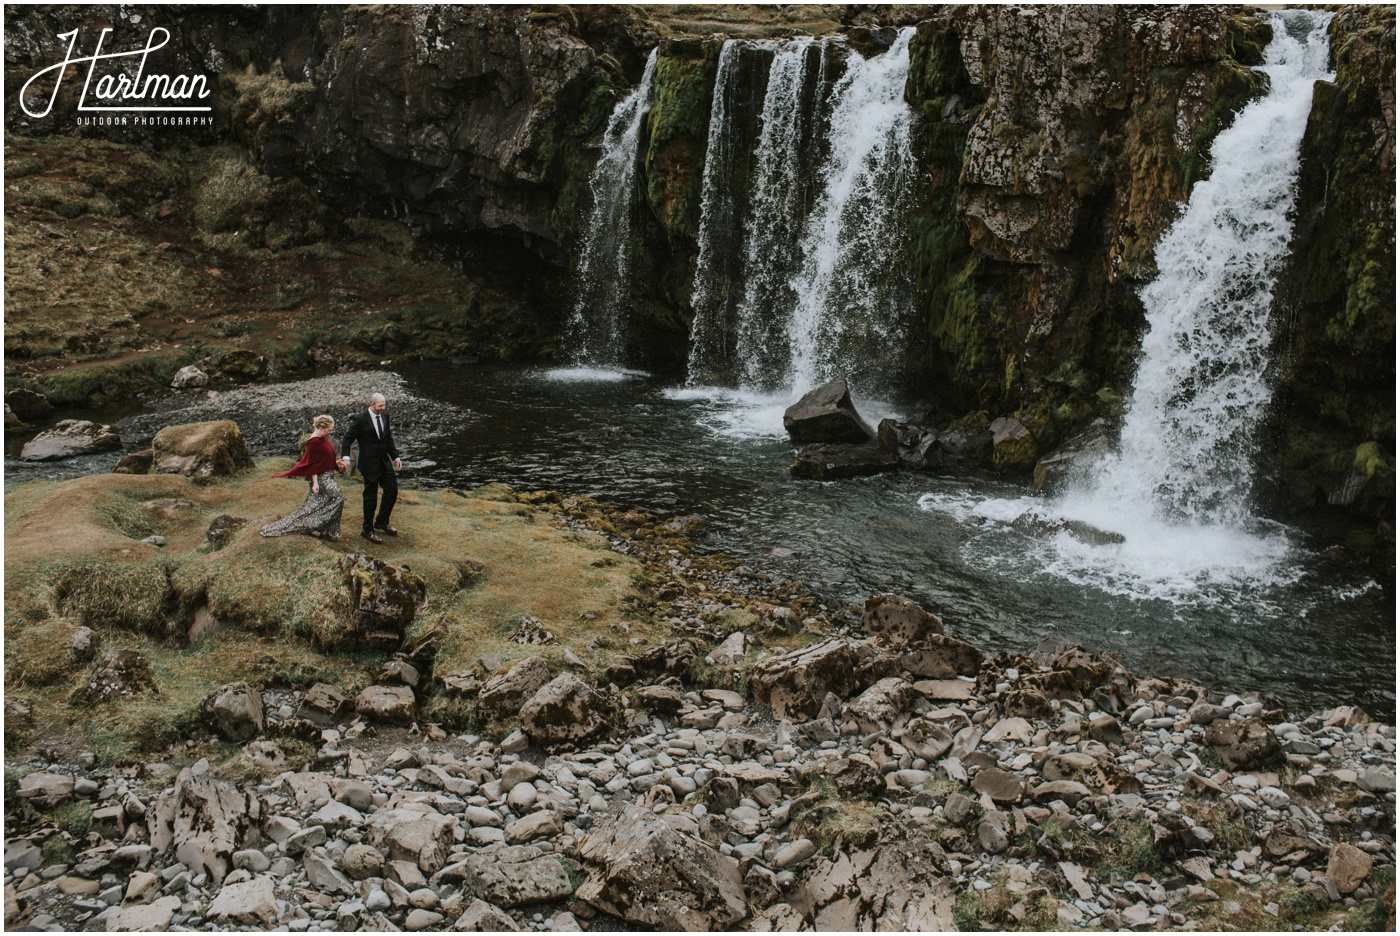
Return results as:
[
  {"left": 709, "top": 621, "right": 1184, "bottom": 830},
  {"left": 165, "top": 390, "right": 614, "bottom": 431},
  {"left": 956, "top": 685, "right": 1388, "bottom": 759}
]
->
[{"left": 541, "top": 367, "right": 648, "bottom": 383}]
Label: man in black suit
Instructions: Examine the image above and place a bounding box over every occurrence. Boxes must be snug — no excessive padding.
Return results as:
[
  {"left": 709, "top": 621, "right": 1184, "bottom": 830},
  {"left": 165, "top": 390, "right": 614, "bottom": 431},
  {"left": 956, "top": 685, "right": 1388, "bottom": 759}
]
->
[{"left": 341, "top": 392, "right": 402, "bottom": 543}]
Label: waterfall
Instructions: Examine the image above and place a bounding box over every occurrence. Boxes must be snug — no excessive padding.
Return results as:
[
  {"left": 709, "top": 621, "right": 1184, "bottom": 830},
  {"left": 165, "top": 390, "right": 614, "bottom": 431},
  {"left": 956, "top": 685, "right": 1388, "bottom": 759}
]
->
[
  {"left": 786, "top": 27, "right": 917, "bottom": 396},
  {"left": 686, "top": 41, "right": 743, "bottom": 384},
  {"left": 733, "top": 38, "right": 825, "bottom": 389},
  {"left": 686, "top": 30, "right": 917, "bottom": 396},
  {"left": 566, "top": 50, "right": 658, "bottom": 368},
  {"left": 1085, "top": 10, "right": 1335, "bottom": 527}
]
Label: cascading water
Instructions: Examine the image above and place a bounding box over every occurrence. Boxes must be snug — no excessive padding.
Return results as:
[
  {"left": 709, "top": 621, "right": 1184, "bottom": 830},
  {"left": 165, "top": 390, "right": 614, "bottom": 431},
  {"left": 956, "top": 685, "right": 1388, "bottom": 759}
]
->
[
  {"left": 566, "top": 50, "right": 658, "bottom": 369},
  {"left": 687, "top": 41, "right": 744, "bottom": 385},
  {"left": 732, "top": 38, "right": 825, "bottom": 388},
  {"left": 685, "top": 30, "right": 918, "bottom": 398},
  {"left": 921, "top": 10, "right": 1337, "bottom": 602},
  {"left": 786, "top": 27, "right": 918, "bottom": 396}
]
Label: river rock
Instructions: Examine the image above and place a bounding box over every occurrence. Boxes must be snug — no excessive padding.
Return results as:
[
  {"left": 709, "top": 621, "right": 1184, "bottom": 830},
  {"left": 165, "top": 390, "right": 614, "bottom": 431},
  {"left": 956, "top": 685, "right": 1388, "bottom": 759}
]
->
[
  {"left": 747, "top": 637, "right": 862, "bottom": 721},
  {"left": 972, "top": 767, "right": 1024, "bottom": 804},
  {"left": 1032, "top": 421, "right": 1114, "bottom": 492},
  {"left": 862, "top": 592, "right": 943, "bottom": 644},
  {"left": 519, "top": 673, "right": 610, "bottom": 749},
  {"left": 783, "top": 379, "right": 875, "bottom": 443},
  {"left": 477, "top": 656, "right": 550, "bottom": 718},
  {"left": 705, "top": 630, "right": 751, "bottom": 666},
  {"left": 790, "top": 442, "right": 896, "bottom": 480},
  {"left": 20, "top": 420, "right": 122, "bottom": 461},
  {"left": 72, "top": 648, "right": 160, "bottom": 704},
  {"left": 151, "top": 420, "right": 254, "bottom": 476},
  {"left": 876, "top": 418, "right": 945, "bottom": 470},
  {"left": 356, "top": 685, "right": 417, "bottom": 725},
  {"left": 454, "top": 898, "right": 520, "bottom": 931},
  {"left": 299, "top": 682, "right": 349, "bottom": 724},
  {"left": 577, "top": 804, "right": 748, "bottom": 930},
  {"left": 637, "top": 684, "right": 685, "bottom": 714},
  {"left": 438, "top": 845, "right": 575, "bottom": 907},
  {"left": 170, "top": 365, "right": 209, "bottom": 389},
  {"left": 201, "top": 681, "right": 266, "bottom": 742},
  {"left": 1204, "top": 717, "right": 1283, "bottom": 770}
]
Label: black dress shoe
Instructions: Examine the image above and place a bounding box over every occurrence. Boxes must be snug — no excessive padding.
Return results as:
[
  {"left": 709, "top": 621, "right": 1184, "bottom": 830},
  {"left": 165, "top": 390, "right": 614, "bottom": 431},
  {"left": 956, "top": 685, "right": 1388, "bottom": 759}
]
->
[
  {"left": 361, "top": 530, "right": 383, "bottom": 544},
  {"left": 375, "top": 524, "right": 399, "bottom": 537}
]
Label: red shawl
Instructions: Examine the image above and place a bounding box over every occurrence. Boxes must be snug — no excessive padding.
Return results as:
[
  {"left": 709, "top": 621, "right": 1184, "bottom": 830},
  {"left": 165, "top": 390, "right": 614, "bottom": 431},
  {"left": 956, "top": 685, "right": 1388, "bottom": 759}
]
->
[{"left": 273, "top": 434, "right": 338, "bottom": 479}]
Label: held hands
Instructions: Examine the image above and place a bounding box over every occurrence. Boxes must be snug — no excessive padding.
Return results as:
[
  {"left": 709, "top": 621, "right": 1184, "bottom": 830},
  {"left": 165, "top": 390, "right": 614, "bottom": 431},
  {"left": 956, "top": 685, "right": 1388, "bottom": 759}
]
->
[{"left": 393, "top": 458, "right": 402, "bottom": 472}]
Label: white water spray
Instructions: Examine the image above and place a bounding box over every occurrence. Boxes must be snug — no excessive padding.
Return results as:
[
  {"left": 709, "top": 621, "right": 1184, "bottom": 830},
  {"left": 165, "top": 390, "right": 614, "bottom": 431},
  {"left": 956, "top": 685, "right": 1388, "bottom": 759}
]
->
[
  {"left": 923, "top": 10, "right": 1335, "bottom": 603},
  {"left": 567, "top": 50, "right": 658, "bottom": 367},
  {"left": 786, "top": 27, "right": 917, "bottom": 396}
]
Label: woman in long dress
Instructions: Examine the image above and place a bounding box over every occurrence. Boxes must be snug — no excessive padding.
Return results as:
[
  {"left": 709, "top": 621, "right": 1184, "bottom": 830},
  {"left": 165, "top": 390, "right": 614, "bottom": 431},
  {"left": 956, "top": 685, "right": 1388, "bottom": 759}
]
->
[{"left": 259, "top": 414, "right": 349, "bottom": 540}]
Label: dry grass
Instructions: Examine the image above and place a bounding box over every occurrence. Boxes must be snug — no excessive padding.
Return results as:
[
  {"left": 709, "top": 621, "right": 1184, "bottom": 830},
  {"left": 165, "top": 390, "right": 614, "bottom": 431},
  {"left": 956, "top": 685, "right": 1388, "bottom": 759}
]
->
[{"left": 4, "top": 465, "right": 645, "bottom": 758}]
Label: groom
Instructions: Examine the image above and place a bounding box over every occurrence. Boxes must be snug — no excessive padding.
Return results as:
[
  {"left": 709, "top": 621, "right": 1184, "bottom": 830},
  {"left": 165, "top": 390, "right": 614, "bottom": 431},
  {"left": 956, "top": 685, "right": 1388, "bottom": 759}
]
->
[{"left": 341, "top": 392, "right": 402, "bottom": 543}]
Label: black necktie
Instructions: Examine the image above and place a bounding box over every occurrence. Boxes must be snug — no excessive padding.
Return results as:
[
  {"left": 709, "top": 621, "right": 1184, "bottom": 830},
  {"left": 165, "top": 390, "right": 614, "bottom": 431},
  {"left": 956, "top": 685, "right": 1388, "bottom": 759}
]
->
[{"left": 374, "top": 414, "right": 382, "bottom": 438}]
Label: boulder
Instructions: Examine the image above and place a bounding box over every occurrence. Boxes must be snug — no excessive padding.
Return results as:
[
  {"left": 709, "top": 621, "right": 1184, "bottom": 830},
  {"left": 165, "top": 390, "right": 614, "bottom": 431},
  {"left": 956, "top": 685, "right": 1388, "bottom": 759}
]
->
[
  {"left": 971, "top": 767, "right": 1024, "bottom": 804},
  {"left": 170, "top": 365, "right": 209, "bottom": 389},
  {"left": 298, "top": 683, "right": 349, "bottom": 724},
  {"left": 518, "top": 674, "right": 610, "bottom": 749},
  {"left": 368, "top": 804, "right": 456, "bottom": 874},
  {"left": 747, "top": 638, "right": 862, "bottom": 721},
  {"left": 845, "top": 677, "right": 916, "bottom": 731},
  {"left": 636, "top": 685, "right": 685, "bottom": 715},
  {"left": 205, "top": 514, "right": 249, "bottom": 548},
  {"left": 201, "top": 682, "right": 266, "bottom": 742},
  {"left": 895, "top": 720, "right": 955, "bottom": 761},
  {"left": 862, "top": 593, "right": 943, "bottom": 644},
  {"left": 1033, "top": 421, "right": 1114, "bottom": 493},
  {"left": 214, "top": 349, "right": 267, "bottom": 381},
  {"left": 336, "top": 554, "right": 428, "bottom": 650},
  {"left": 206, "top": 875, "right": 277, "bottom": 925},
  {"left": 577, "top": 804, "right": 748, "bottom": 931},
  {"left": 19, "top": 419, "right": 122, "bottom": 461},
  {"left": 437, "top": 844, "right": 575, "bottom": 907},
  {"left": 106, "top": 895, "right": 180, "bottom": 931},
  {"left": 790, "top": 442, "right": 896, "bottom": 480},
  {"left": 897, "top": 634, "right": 984, "bottom": 679},
  {"left": 5, "top": 388, "right": 52, "bottom": 423},
  {"left": 356, "top": 685, "right": 416, "bottom": 725},
  {"left": 1203, "top": 717, "right": 1283, "bottom": 771},
  {"left": 477, "top": 656, "right": 551, "bottom": 719},
  {"left": 1325, "top": 843, "right": 1374, "bottom": 895},
  {"left": 18, "top": 772, "right": 74, "bottom": 809},
  {"left": 151, "top": 420, "right": 254, "bottom": 477},
  {"left": 72, "top": 648, "right": 160, "bottom": 704},
  {"left": 876, "top": 418, "right": 945, "bottom": 470},
  {"left": 454, "top": 898, "right": 520, "bottom": 931},
  {"left": 113, "top": 449, "right": 154, "bottom": 474},
  {"left": 148, "top": 769, "right": 259, "bottom": 886},
  {"left": 783, "top": 379, "right": 875, "bottom": 443},
  {"left": 70, "top": 626, "right": 98, "bottom": 663},
  {"left": 705, "top": 630, "right": 751, "bottom": 666}
]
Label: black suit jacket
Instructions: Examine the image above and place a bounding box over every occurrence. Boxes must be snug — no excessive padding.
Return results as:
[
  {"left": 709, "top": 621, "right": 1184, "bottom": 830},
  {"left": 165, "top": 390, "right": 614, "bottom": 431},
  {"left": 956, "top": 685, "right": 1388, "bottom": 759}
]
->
[{"left": 341, "top": 410, "right": 399, "bottom": 479}]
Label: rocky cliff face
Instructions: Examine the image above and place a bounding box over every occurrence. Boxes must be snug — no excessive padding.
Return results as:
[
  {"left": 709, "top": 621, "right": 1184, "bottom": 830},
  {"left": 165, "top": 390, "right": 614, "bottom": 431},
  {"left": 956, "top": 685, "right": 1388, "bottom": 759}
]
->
[
  {"left": 903, "top": 6, "right": 1269, "bottom": 452},
  {"left": 1267, "top": 6, "right": 1395, "bottom": 538}
]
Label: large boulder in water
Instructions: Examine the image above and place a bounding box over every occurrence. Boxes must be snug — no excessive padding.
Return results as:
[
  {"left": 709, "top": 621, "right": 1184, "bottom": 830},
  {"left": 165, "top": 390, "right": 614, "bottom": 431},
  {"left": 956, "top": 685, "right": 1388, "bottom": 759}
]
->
[
  {"left": 791, "top": 443, "right": 896, "bottom": 480},
  {"left": 19, "top": 420, "right": 122, "bottom": 461},
  {"left": 877, "top": 418, "right": 945, "bottom": 470},
  {"left": 783, "top": 380, "right": 875, "bottom": 443},
  {"left": 152, "top": 420, "right": 254, "bottom": 477},
  {"left": 1033, "top": 420, "right": 1116, "bottom": 493}
]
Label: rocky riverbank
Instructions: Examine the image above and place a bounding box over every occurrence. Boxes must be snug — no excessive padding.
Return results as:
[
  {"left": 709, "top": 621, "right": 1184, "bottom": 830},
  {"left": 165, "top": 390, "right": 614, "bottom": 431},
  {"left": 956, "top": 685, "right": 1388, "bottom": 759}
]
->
[{"left": 4, "top": 454, "right": 1395, "bottom": 932}]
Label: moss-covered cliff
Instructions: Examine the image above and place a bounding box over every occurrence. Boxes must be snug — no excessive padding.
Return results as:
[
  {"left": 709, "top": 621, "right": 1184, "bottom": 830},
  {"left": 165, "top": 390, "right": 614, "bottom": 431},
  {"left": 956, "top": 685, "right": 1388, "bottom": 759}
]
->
[
  {"left": 902, "top": 7, "right": 1270, "bottom": 466},
  {"left": 1267, "top": 6, "right": 1396, "bottom": 546}
]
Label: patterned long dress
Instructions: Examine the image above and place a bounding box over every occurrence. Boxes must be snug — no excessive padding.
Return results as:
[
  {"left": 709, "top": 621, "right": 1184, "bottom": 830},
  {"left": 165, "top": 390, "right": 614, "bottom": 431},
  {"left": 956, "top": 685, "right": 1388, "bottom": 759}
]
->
[{"left": 259, "top": 435, "right": 344, "bottom": 539}]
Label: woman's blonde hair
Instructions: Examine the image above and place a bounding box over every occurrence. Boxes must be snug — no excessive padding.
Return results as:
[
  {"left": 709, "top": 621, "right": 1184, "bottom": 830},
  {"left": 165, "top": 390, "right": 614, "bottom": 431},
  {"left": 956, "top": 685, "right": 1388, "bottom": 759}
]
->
[{"left": 313, "top": 414, "right": 335, "bottom": 430}]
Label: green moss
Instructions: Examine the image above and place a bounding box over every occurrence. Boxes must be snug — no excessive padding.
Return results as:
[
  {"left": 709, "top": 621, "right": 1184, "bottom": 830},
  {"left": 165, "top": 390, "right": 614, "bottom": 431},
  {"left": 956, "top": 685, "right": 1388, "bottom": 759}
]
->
[
  {"left": 13, "top": 349, "right": 194, "bottom": 409},
  {"left": 645, "top": 52, "right": 714, "bottom": 246}
]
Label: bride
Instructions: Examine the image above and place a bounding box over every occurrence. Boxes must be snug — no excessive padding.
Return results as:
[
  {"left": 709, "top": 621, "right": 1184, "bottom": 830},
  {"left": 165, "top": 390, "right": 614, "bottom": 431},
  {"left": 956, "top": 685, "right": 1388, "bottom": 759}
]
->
[{"left": 259, "top": 414, "right": 349, "bottom": 540}]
